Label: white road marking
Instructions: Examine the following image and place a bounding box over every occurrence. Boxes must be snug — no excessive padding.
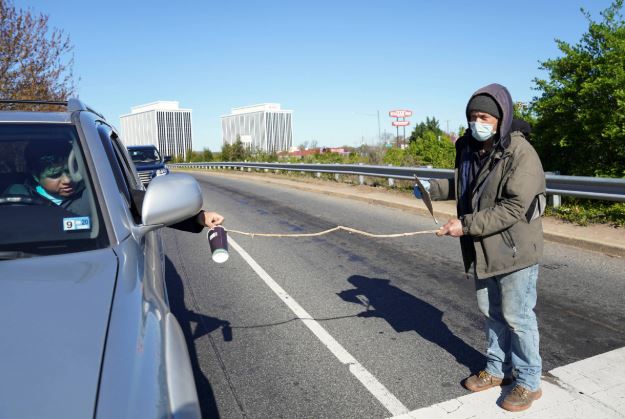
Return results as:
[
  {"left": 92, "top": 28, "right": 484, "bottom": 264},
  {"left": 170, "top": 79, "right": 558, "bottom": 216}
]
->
[
  {"left": 229, "top": 237, "right": 410, "bottom": 416},
  {"left": 388, "top": 346, "right": 625, "bottom": 418}
]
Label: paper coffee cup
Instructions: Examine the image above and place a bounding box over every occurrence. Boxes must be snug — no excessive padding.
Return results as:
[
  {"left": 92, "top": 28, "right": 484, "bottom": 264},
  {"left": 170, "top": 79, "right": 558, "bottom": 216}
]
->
[{"left": 207, "top": 225, "right": 229, "bottom": 263}]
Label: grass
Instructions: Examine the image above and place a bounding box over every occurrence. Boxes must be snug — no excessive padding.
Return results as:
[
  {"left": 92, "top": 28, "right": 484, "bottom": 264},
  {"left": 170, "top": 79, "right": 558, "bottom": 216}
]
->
[{"left": 545, "top": 198, "right": 625, "bottom": 227}]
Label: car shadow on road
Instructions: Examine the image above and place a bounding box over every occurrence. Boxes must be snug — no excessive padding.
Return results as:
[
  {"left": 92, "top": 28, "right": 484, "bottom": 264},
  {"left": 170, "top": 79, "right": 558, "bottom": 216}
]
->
[
  {"left": 166, "top": 257, "right": 230, "bottom": 419},
  {"left": 337, "top": 275, "right": 484, "bottom": 372}
]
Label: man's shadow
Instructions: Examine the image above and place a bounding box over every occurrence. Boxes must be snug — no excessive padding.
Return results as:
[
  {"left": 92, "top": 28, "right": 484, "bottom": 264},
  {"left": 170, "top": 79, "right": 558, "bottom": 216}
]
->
[
  {"left": 337, "top": 275, "right": 484, "bottom": 372},
  {"left": 166, "top": 257, "right": 232, "bottom": 419}
]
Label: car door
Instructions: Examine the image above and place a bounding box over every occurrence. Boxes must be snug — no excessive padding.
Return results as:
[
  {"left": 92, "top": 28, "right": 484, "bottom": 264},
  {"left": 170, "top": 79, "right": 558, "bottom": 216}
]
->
[{"left": 94, "top": 123, "right": 178, "bottom": 418}]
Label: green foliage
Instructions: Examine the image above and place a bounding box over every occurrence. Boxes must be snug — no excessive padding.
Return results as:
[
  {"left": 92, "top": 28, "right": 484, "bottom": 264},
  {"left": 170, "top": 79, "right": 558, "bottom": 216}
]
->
[
  {"left": 409, "top": 116, "right": 444, "bottom": 142},
  {"left": 221, "top": 139, "right": 248, "bottom": 162},
  {"left": 184, "top": 148, "right": 213, "bottom": 162},
  {"left": 310, "top": 152, "right": 344, "bottom": 163},
  {"left": 220, "top": 143, "right": 230, "bottom": 161},
  {"left": 532, "top": 0, "right": 625, "bottom": 177},
  {"left": 382, "top": 146, "right": 406, "bottom": 166},
  {"left": 201, "top": 148, "right": 213, "bottom": 162},
  {"left": 229, "top": 138, "right": 247, "bottom": 161},
  {"left": 546, "top": 198, "right": 625, "bottom": 227},
  {"left": 170, "top": 154, "right": 185, "bottom": 163},
  {"left": 513, "top": 102, "right": 537, "bottom": 127},
  {"left": 250, "top": 149, "right": 279, "bottom": 162},
  {"left": 412, "top": 131, "right": 456, "bottom": 168}
]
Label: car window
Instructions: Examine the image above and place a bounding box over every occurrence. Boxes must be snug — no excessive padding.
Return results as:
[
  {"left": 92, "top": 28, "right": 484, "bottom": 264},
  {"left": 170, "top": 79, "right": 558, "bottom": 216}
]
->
[
  {"left": 129, "top": 147, "right": 161, "bottom": 164},
  {"left": 97, "top": 124, "right": 132, "bottom": 206},
  {"left": 110, "top": 136, "right": 142, "bottom": 191},
  {"left": 0, "top": 123, "right": 108, "bottom": 256}
]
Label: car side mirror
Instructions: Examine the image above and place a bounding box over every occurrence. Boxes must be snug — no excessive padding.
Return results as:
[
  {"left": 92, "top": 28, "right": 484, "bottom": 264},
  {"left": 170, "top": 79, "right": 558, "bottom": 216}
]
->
[
  {"left": 163, "top": 155, "right": 172, "bottom": 163},
  {"left": 132, "top": 174, "right": 202, "bottom": 240}
]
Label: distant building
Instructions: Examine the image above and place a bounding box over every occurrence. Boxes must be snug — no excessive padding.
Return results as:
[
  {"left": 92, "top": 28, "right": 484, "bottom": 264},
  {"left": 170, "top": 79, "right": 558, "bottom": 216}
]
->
[
  {"left": 120, "top": 101, "right": 193, "bottom": 160},
  {"left": 221, "top": 103, "right": 292, "bottom": 153}
]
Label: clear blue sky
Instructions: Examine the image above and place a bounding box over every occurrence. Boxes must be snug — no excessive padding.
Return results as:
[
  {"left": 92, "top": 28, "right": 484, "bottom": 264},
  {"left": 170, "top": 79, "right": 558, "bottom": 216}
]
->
[{"left": 16, "top": 0, "right": 618, "bottom": 151}]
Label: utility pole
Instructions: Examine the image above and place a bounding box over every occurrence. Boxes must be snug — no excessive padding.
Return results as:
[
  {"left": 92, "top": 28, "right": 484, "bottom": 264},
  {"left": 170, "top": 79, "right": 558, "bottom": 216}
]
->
[{"left": 377, "top": 110, "right": 381, "bottom": 144}]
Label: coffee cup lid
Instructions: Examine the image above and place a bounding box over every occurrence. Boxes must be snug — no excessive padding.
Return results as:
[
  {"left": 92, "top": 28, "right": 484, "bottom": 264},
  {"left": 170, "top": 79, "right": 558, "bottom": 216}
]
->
[{"left": 212, "top": 248, "right": 229, "bottom": 264}]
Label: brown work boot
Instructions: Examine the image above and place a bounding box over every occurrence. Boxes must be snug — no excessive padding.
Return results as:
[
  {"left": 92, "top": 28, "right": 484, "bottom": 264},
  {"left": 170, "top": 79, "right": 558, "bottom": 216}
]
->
[
  {"left": 463, "top": 370, "right": 513, "bottom": 392},
  {"left": 501, "top": 384, "right": 542, "bottom": 412}
]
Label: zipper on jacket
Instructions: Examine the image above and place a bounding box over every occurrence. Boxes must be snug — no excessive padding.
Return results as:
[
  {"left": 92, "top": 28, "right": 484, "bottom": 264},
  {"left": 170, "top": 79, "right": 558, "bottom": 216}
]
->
[{"left": 502, "top": 230, "right": 517, "bottom": 258}]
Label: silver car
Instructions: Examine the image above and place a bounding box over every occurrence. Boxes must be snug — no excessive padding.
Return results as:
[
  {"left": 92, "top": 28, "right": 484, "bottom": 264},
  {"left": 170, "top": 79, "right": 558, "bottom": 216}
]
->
[{"left": 0, "top": 99, "right": 202, "bottom": 419}]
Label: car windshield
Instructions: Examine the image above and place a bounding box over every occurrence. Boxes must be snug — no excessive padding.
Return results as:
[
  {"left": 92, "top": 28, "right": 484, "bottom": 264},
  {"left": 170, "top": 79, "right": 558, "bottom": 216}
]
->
[
  {"left": 0, "top": 124, "right": 108, "bottom": 257},
  {"left": 129, "top": 147, "right": 161, "bottom": 164}
]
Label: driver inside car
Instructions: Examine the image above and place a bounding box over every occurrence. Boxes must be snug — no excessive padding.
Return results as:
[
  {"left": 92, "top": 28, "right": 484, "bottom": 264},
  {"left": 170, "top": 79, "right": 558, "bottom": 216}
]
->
[
  {"left": 1, "top": 140, "right": 224, "bottom": 231},
  {"left": 2, "top": 141, "right": 91, "bottom": 215}
]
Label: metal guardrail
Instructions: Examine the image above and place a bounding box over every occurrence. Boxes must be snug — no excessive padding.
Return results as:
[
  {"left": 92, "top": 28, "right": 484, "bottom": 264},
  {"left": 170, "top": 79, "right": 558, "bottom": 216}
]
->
[{"left": 170, "top": 162, "right": 625, "bottom": 202}]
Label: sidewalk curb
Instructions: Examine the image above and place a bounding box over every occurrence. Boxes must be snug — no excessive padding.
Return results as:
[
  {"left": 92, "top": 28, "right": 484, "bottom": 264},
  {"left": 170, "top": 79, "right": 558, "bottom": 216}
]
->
[{"left": 185, "top": 170, "right": 625, "bottom": 258}]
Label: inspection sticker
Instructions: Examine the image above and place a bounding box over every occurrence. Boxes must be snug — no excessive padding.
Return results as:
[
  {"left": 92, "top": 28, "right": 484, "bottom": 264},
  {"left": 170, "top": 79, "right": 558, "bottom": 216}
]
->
[{"left": 63, "top": 217, "right": 91, "bottom": 231}]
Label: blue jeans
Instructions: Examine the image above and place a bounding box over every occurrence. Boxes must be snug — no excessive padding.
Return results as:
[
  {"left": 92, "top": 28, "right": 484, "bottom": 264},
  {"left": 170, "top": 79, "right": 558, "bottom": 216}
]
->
[{"left": 475, "top": 264, "right": 542, "bottom": 391}]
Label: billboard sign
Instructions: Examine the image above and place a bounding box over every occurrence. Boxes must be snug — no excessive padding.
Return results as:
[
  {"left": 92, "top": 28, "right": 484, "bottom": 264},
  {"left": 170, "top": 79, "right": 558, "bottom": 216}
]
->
[
  {"left": 389, "top": 110, "right": 413, "bottom": 118},
  {"left": 392, "top": 121, "right": 410, "bottom": 127}
]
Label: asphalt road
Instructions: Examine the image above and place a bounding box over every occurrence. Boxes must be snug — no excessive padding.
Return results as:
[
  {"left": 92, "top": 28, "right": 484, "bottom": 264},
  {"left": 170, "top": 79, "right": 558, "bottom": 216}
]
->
[{"left": 163, "top": 172, "right": 625, "bottom": 419}]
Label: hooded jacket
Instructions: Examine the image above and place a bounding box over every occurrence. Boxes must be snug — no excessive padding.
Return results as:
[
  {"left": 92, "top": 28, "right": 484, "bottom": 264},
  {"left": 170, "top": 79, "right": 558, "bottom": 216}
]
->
[{"left": 429, "top": 83, "right": 546, "bottom": 278}]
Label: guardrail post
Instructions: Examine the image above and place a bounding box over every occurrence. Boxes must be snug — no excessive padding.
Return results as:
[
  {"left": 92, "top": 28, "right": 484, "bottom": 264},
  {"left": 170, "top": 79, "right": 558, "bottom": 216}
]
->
[
  {"left": 335, "top": 173, "right": 340, "bottom": 182},
  {"left": 387, "top": 164, "right": 394, "bottom": 187},
  {"left": 358, "top": 163, "right": 364, "bottom": 185},
  {"left": 546, "top": 171, "right": 561, "bottom": 208},
  {"left": 316, "top": 163, "right": 321, "bottom": 178}
]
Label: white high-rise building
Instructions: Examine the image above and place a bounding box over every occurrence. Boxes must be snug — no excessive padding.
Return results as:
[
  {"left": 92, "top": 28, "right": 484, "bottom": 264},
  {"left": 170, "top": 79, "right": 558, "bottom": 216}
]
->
[
  {"left": 120, "top": 101, "right": 193, "bottom": 160},
  {"left": 221, "top": 103, "right": 292, "bottom": 153}
]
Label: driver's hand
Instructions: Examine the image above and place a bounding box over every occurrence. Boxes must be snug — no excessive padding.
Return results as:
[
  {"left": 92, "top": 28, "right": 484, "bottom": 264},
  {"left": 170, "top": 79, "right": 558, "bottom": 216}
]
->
[{"left": 198, "top": 210, "right": 224, "bottom": 228}]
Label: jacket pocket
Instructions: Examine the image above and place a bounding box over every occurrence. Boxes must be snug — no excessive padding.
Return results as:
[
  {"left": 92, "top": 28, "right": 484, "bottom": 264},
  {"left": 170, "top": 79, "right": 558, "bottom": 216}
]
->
[{"left": 501, "top": 229, "right": 517, "bottom": 258}]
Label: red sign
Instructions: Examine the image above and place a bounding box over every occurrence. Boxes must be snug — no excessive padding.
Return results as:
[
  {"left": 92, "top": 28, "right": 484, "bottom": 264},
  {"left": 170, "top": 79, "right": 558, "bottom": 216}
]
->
[
  {"left": 392, "top": 121, "right": 410, "bottom": 127},
  {"left": 389, "top": 110, "right": 413, "bottom": 118}
]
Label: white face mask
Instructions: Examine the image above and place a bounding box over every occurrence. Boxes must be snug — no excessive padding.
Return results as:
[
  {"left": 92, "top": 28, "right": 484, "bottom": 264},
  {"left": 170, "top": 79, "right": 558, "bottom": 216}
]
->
[{"left": 470, "top": 121, "right": 496, "bottom": 142}]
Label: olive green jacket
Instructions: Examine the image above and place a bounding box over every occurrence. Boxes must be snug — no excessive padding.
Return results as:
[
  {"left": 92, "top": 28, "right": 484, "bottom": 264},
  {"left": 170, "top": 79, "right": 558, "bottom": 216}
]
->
[{"left": 429, "top": 84, "right": 546, "bottom": 278}]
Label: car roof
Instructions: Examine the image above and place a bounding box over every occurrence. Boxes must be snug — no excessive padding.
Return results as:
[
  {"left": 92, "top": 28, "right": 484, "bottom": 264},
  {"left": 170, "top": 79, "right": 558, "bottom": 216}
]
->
[
  {"left": 0, "top": 111, "right": 73, "bottom": 124},
  {"left": 0, "top": 98, "right": 105, "bottom": 123},
  {"left": 127, "top": 145, "right": 157, "bottom": 149}
]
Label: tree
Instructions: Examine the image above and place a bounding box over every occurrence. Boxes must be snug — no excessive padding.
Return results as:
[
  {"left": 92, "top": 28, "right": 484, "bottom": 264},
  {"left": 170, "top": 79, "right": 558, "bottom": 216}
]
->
[
  {"left": 412, "top": 131, "right": 455, "bottom": 168},
  {"left": 201, "top": 147, "right": 213, "bottom": 162},
  {"left": 532, "top": 0, "right": 625, "bottom": 177},
  {"left": 409, "top": 116, "right": 443, "bottom": 143},
  {"left": 221, "top": 142, "right": 232, "bottom": 161},
  {"left": 0, "top": 0, "right": 77, "bottom": 107},
  {"left": 229, "top": 137, "right": 246, "bottom": 161}
]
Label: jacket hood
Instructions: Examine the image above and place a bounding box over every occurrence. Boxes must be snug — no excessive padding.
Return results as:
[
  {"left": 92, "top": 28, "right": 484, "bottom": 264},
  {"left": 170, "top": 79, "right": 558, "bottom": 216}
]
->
[{"left": 465, "top": 83, "right": 514, "bottom": 149}]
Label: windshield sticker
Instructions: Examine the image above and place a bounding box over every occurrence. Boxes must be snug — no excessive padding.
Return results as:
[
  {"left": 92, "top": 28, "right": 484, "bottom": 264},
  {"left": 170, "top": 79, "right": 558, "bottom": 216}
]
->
[{"left": 63, "top": 217, "right": 91, "bottom": 231}]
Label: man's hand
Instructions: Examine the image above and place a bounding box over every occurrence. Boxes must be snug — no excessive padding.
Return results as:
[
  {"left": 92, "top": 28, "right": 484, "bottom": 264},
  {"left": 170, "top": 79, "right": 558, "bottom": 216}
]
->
[
  {"left": 436, "top": 218, "right": 464, "bottom": 237},
  {"left": 197, "top": 210, "right": 224, "bottom": 228}
]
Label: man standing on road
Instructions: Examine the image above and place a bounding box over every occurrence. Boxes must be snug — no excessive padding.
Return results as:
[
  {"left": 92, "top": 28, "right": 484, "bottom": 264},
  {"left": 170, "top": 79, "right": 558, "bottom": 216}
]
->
[{"left": 413, "top": 83, "right": 546, "bottom": 412}]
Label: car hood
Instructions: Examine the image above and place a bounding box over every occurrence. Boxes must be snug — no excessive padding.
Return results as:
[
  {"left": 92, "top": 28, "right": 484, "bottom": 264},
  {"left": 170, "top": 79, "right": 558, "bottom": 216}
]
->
[
  {"left": 0, "top": 248, "right": 118, "bottom": 419},
  {"left": 134, "top": 162, "right": 165, "bottom": 171}
]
